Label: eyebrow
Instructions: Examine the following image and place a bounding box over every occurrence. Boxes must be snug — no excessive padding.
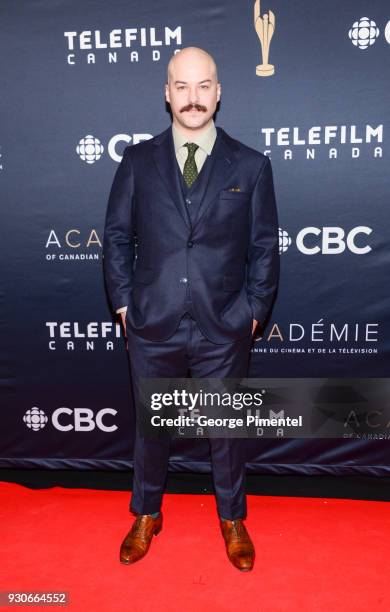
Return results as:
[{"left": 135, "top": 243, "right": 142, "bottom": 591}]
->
[{"left": 174, "top": 79, "right": 212, "bottom": 85}]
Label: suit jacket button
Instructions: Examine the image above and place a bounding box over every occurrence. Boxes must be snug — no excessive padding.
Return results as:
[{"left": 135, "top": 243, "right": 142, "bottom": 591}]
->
[
  {"left": 179, "top": 277, "right": 188, "bottom": 284},
  {"left": 187, "top": 241, "right": 194, "bottom": 248}
]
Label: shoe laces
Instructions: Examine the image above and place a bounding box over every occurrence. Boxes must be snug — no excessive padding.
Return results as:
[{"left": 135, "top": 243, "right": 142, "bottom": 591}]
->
[
  {"left": 231, "top": 520, "right": 244, "bottom": 534},
  {"left": 131, "top": 516, "right": 150, "bottom": 540},
  {"left": 230, "top": 520, "right": 248, "bottom": 542}
]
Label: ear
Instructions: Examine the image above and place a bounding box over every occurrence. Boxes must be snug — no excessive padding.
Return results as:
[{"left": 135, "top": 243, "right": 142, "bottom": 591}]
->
[
  {"left": 217, "top": 82, "right": 221, "bottom": 102},
  {"left": 165, "top": 83, "right": 170, "bottom": 104}
]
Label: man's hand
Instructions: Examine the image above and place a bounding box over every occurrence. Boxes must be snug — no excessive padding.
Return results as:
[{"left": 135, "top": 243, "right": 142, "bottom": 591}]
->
[
  {"left": 119, "top": 310, "right": 128, "bottom": 350},
  {"left": 122, "top": 311, "right": 257, "bottom": 337},
  {"left": 120, "top": 311, "right": 127, "bottom": 340}
]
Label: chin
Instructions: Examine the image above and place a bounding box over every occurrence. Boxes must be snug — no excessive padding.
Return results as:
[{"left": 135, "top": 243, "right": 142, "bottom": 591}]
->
[{"left": 185, "top": 118, "right": 210, "bottom": 130}]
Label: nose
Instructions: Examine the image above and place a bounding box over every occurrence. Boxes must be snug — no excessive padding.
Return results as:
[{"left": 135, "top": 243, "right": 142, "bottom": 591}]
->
[{"left": 188, "top": 86, "right": 199, "bottom": 105}]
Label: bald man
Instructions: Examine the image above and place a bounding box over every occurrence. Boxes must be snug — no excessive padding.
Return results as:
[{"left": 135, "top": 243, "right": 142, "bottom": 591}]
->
[{"left": 103, "top": 47, "right": 279, "bottom": 571}]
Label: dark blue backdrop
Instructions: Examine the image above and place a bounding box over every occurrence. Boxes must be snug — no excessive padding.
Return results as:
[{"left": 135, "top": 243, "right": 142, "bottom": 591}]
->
[{"left": 1, "top": 0, "right": 389, "bottom": 474}]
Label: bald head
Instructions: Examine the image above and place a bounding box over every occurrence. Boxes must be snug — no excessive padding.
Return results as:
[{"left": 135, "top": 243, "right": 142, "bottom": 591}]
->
[
  {"left": 165, "top": 46, "right": 221, "bottom": 138},
  {"left": 167, "top": 47, "right": 218, "bottom": 84}
]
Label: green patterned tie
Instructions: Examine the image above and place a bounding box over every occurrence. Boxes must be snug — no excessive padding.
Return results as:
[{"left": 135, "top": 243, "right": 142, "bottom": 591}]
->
[{"left": 183, "top": 142, "right": 199, "bottom": 187}]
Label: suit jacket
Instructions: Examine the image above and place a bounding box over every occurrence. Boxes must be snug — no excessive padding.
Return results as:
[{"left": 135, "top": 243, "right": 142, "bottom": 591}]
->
[{"left": 102, "top": 125, "right": 280, "bottom": 344}]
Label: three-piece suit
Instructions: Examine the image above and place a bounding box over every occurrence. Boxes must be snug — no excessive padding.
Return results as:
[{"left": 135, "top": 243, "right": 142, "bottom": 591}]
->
[{"left": 103, "top": 122, "right": 279, "bottom": 519}]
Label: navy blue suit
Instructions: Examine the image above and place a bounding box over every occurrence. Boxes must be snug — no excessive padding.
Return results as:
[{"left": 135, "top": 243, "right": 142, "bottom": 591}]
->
[
  {"left": 103, "top": 125, "right": 279, "bottom": 519},
  {"left": 103, "top": 126, "right": 279, "bottom": 343}
]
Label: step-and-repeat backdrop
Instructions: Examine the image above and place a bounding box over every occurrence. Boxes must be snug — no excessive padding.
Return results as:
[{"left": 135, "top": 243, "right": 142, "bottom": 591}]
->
[{"left": 1, "top": 1, "right": 389, "bottom": 474}]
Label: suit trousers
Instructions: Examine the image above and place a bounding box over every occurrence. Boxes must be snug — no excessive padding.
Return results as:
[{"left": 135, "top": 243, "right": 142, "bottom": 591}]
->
[{"left": 126, "top": 312, "right": 253, "bottom": 520}]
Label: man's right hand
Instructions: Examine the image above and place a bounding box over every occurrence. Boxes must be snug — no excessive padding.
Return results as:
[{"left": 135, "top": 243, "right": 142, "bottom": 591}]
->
[{"left": 120, "top": 310, "right": 127, "bottom": 337}]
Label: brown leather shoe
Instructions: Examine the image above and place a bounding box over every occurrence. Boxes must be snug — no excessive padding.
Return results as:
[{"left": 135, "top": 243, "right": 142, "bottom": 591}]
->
[
  {"left": 220, "top": 518, "right": 255, "bottom": 571},
  {"left": 120, "top": 513, "right": 163, "bottom": 565}
]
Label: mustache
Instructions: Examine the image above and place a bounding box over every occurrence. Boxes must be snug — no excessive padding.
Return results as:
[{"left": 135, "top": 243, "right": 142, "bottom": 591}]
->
[{"left": 180, "top": 103, "right": 208, "bottom": 113}]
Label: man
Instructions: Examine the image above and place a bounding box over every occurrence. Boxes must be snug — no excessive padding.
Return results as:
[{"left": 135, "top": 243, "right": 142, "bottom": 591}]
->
[{"left": 103, "top": 46, "right": 279, "bottom": 572}]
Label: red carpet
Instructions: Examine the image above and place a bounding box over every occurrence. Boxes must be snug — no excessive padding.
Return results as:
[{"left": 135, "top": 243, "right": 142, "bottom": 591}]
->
[{"left": 1, "top": 482, "right": 389, "bottom": 611}]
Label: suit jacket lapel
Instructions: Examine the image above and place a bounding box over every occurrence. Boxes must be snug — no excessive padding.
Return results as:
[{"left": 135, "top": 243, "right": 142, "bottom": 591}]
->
[
  {"left": 152, "top": 125, "right": 240, "bottom": 232},
  {"left": 192, "top": 127, "right": 240, "bottom": 230},
  {"left": 152, "top": 127, "right": 191, "bottom": 230}
]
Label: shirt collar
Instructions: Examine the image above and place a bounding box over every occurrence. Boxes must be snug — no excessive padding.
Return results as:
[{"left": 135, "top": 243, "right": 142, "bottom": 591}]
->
[{"left": 171, "top": 120, "right": 217, "bottom": 156}]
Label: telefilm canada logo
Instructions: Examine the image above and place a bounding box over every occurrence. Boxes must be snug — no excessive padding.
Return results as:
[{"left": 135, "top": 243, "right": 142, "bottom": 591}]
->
[
  {"left": 46, "top": 321, "right": 124, "bottom": 351},
  {"left": 23, "top": 407, "right": 118, "bottom": 432},
  {"left": 63, "top": 26, "right": 182, "bottom": 65},
  {"left": 260, "top": 124, "right": 384, "bottom": 161}
]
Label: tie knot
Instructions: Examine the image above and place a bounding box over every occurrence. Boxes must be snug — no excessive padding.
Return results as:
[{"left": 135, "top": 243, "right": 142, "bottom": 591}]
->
[{"left": 184, "top": 142, "right": 199, "bottom": 157}]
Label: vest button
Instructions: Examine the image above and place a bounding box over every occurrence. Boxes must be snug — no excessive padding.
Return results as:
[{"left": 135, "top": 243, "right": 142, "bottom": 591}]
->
[
  {"left": 179, "top": 277, "right": 188, "bottom": 284},
  {"left": 187, "top": 241, "right": 194, "bottom": 248},
  {"left": 186, "top": 198, "right": 192, "bottom": 205}
]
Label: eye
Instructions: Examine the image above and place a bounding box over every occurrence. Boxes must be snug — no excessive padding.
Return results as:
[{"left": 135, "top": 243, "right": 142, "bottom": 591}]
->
[{"left": 201, "top": 85, "right": 209, "bottom": 89}]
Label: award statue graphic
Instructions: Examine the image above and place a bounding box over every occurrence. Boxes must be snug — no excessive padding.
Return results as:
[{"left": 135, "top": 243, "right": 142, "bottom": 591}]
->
[{"left": 254, "top": 0, "right": 275, "bottom": 76}]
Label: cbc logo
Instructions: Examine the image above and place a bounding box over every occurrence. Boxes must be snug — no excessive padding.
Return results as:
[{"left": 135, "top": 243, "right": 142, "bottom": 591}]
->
[
  {"left": 76, "top": 133, "right": 153, "bottom": 164},
  {"left": 24, "top": 407, "right": 49, "bottom": 431},
  {"left": 76, "top": 135, "right": 104, "bottom": 164},
  {"left": 24, "top": 407, "right": 118, "bottom": 432},
  {"left": 279, "top": 228, "right": 292, "bottom": 254},
  {"left": 348, "top": 17, "right": 380, "bottom": 49},
  {"left": 279, "top": 226, "right": 372, "bottom": 255},
  {"left": 348, "top": 16, "right": 390, "bottom": 49}
]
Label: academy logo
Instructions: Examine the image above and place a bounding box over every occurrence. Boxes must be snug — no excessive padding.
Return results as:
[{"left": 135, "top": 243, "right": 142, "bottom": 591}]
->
[{"left": 45, "top": 228, "right": 102, "bottom": 262}]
